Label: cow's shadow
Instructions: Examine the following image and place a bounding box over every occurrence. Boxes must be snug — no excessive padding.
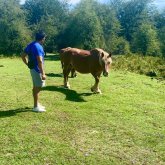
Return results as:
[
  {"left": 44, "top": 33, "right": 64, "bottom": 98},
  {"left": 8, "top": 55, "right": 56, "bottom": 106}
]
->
[
  {"left": 46, "top": 73, "right": 76, "bottom": 78},
  {"left": 0, "top": 107, "right": 32, "bottom": 118},
  {"left": 44, "top": 54, "right": 60, "bottom": 61},
  {"left": 43, "top": 86, "right": 93, "bottom": 102},
  {"left": 46, "top": 73, "right": 62, "bottom": 78}
]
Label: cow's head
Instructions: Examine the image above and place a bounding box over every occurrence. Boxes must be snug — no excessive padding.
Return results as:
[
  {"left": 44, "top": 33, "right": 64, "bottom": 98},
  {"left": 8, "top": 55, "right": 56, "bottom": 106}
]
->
[{"left": 99, "top": 51, "right": 112, "bottom": 77}]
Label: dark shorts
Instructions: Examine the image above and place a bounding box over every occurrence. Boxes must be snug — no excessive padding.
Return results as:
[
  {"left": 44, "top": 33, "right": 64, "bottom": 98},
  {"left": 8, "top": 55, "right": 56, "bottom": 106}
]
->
[{"left": 30, "top": 69, "right": 45, "bottom": 87}]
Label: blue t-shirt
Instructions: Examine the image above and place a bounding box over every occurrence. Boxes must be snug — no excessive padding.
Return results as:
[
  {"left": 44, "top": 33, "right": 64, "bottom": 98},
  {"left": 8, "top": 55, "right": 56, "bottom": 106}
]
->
[{"left": 24, "top": 41, "right": 45, "bottom": 73}]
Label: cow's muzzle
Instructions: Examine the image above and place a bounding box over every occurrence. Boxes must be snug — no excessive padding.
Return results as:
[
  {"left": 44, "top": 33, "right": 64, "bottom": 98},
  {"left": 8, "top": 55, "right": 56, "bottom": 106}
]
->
[{"left": 103, "top": 71, "right": 108, "bottom": 77}]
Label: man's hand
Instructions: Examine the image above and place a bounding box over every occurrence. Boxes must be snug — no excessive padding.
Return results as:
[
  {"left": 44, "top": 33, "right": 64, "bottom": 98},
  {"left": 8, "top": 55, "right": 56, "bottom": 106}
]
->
[
  {"left": 37, "top": 56, "right": 46, "bottom": 79},
  {"left": 41, "top": 74, "right": 46, "bottom": 80},
  {"left": 21, "top": 52, "right": 28, "bottom": 66}
]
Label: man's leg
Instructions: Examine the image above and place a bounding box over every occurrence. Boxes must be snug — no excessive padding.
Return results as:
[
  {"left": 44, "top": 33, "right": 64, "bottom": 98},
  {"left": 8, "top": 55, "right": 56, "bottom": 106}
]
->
[
  {"left": 33, "top": 86, "right": 41, "bottom": 108},
  {"left": 30, "top": 69, "right": 46, "bottom": 112}
]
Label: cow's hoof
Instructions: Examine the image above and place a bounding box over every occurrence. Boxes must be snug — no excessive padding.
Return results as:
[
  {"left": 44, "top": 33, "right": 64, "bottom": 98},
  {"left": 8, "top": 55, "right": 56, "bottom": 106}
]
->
[
  {"left": 64, "top": 84, "right": 70, "bottom": 89},
  {"left": 91, "top": 87, "right": 94, "bottom": 92},
  {"left": 71, "top": 75, "right": 77, "bottom": 78},
  {"left": 64, "top": 86, "right": 70, "bottom": 89},
  {"left": 94, "top": 90, "right": 102, "bottom": 94},
  {"left": 71, "top": 73, "right": 77, "bottom": 78},
  {"left": 64, "top": 82, "right": 70, "bottom": 89},
  {"left": 91, "top": 87, "right": 102, "bottom": 94}
]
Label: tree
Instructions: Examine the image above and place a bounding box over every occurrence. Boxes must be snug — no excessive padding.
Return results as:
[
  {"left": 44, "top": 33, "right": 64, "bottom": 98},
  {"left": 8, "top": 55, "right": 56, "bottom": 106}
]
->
[
  {"left": 131, "top": 23, "right": 161, "bottom": 56},
  {"left": 93, "top": 1, "right": 130, "bottom": 54},
  {"left": 158, "top": 26, "right": 165, "bottom": 57},
  {"left": 23, "top": 0, "right": 69, "bottom": 52},
  {"left": 59, "top": 0, "right": 104, "bottom": 50},
  {"left": 154, "top": 9, "right": 165, "bottom": 56},
  {"left": 0, "top": 0, "right": 31, "bottom": 55},
  {"left": 111, "top": 0, "right": 152, "bottom": 41}
]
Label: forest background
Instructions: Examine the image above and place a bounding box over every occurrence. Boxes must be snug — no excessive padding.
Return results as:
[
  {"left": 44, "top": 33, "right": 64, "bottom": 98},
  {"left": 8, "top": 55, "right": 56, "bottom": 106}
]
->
[{"left": 0, "top": 0, "right": 165, "bottom": 57}]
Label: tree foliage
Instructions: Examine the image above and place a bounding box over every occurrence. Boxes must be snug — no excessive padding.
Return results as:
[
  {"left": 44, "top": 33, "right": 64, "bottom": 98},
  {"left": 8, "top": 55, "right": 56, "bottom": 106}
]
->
[
  {"left": 59, "top": 0, "right": 104, "bottom": 50},
  {"left": 131, "top": 23, "right": 161, "bottom": 56},
  {"left": 154, "top": 9, "right": 165, "bottom": 56},
  {"left": 23, "top": 0, "right": 69, "bottom": 52},
  {"left": 0, "top": 0, "right": 164, "bottom": 56},
  {"left": 0, "top": 0, "right": 31, "bottom": 54}
]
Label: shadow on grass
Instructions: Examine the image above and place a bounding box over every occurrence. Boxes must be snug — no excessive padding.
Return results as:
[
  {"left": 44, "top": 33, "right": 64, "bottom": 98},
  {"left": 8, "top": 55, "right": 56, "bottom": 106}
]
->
[
  {"left": 44, "top": 54, "right": 60, "bottom": 61},
  {"left": 43, "top": 85, "right": 93, "bottom": 102},
  {"left": 0, "top": 107, "right": 32, "bottom": 118},
  {"left": 46, "top": 73, "right": 75, "bottom": 78},
  {"left": 46, "top": 73, "right": 63, "bottom": 78}
]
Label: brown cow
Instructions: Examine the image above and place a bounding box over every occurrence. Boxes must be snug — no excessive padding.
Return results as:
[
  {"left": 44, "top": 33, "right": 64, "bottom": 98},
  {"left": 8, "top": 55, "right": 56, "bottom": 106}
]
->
[{"left": 60, "top": 47, "right": 112, "bottom": 94}]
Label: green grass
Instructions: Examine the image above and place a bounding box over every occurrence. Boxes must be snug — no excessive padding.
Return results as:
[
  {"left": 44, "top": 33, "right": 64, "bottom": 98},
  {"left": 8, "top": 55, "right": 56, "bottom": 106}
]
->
[{"left": 0, "top": 55, "right": 165, "bottom": 165}]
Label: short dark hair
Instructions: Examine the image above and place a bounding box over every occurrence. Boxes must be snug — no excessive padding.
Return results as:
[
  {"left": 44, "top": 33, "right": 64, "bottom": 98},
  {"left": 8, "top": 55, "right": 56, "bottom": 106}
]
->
[{"left": 35, "top": 31, "right": 46, "bottom": 41}]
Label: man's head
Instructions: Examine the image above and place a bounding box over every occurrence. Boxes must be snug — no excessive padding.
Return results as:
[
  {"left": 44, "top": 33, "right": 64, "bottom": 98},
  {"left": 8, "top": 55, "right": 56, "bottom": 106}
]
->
[{"left": 35, "top": 31, "right": 46, "bottom": 44}]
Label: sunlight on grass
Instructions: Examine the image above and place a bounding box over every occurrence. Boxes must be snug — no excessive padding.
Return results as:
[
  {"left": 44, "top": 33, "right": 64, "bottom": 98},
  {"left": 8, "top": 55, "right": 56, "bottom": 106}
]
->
[{"left": 0, "top": 56, "right": 165, "bottom": 164}]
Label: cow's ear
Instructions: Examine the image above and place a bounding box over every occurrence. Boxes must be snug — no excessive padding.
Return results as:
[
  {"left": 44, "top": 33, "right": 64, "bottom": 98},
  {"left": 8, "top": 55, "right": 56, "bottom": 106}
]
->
[
  {"left": 101, "top": 52, "right": 104, "bottom": 58},
  {"left": 108, "top": 52, "right": 112, "bottom": 57}
]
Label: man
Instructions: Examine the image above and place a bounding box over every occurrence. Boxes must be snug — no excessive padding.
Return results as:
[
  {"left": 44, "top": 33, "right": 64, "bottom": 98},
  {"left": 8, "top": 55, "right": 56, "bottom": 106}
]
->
[{"left": 21, "top": 31, "right": 46, "bottom": 112}]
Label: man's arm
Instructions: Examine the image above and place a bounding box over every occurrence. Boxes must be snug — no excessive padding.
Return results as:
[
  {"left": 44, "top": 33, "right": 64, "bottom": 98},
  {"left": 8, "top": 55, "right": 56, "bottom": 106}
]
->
[
  {"left": 21, "top": 52, "right": 28, "bottom": 66},
  {"left": 37, "top": 56, "right": 46, "bottom": 80}
]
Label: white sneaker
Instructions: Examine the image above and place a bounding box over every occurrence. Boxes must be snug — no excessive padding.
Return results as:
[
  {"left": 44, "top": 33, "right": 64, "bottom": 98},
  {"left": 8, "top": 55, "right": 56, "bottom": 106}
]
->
[
  {"left": 38, "top": 103, "right": 45, "bottom": 109},
  {"left": 32, "top": 107, "right": 46, "bottom": 112}
]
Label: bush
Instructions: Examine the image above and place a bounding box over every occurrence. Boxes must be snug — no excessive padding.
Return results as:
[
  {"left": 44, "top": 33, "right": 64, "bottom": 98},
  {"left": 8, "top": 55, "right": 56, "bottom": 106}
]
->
[{"left": 113, "top": 54, "right": 165, "bottom": 78}]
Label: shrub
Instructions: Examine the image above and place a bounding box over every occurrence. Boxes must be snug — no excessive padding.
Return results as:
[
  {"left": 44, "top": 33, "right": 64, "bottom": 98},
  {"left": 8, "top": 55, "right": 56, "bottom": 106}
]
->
[{"left": 113, "top": 54, "right": 165, "bottom": 78}]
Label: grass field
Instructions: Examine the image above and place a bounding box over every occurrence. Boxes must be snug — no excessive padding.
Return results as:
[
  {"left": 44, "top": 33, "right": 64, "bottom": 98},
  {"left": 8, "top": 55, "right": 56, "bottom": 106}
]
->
[{"left": 0, "top": 55, "right": 165, "bottom": 165}]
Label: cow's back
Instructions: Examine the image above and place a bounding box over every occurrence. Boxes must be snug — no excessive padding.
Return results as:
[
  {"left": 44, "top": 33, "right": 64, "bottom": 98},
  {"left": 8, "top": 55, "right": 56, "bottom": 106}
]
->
[
  {"left": 60, "top": 47, "right": 72, "bottom": 64},
  {"left": 70, "top": 48, "right": 100, "bottom": 73},
  {"left": 60, "top": 47, "right": 102, "bottom": 74}
]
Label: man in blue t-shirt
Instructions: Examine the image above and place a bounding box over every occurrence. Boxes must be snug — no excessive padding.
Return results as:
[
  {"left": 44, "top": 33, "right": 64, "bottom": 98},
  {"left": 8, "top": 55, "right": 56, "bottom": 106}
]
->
[{"left": 21, "top": 31, "right": 46, "bottom": 112}]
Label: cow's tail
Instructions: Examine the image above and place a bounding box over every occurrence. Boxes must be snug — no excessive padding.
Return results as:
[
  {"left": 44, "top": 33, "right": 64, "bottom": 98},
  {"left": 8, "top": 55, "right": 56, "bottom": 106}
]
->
[
  {"left": 61, "top": 61, "right": 64, "bottom": 70},
  {"left": 59, "top": 47, "right": 72, "bottom": 70},
  {"left": 59, "top": 51, "right": 64, "bottom": 70}
]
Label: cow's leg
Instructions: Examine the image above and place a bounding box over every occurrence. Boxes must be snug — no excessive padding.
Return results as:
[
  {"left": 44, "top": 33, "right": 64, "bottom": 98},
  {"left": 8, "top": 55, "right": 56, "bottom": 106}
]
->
[
  {"left": 71, "top": 68, "right": 77, "bottom": 78},
  {"left": 91, "top": 73, "right": 102, "bottom": 94},
  {"left": 63, "top": 64, "right": 71, "bottom": 88}
]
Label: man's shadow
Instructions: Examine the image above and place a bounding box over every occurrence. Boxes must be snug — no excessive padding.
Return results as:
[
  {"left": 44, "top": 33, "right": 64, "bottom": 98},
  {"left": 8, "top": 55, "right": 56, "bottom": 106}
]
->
[
  {"left": 43, "top": 86, "right": 93, "bottom": 102},
  {"left": 0, "top": 107, "right": 32, "bottom": 118}
]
